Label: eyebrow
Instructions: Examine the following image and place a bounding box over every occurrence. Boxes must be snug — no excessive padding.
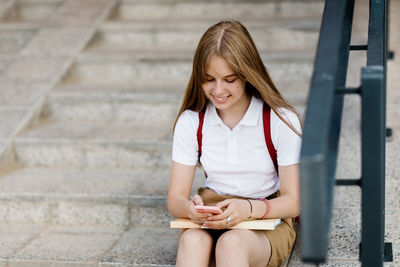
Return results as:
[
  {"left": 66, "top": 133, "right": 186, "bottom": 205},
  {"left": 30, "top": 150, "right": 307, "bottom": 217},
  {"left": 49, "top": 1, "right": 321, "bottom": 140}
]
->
[{"left": 205, "top": 73, "right": 238, "bottom": 78}]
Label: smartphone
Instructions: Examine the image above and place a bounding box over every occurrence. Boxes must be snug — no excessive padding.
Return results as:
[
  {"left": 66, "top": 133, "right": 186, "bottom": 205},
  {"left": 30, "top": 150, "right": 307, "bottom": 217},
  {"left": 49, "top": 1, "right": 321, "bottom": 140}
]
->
[{"left": 194, "top": 205, "right": 222, "bottom": 214}]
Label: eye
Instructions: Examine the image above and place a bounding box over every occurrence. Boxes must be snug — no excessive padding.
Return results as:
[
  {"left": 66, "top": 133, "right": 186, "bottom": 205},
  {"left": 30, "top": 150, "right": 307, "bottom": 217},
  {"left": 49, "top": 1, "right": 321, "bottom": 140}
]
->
[
  {"left": 206, "top": 78, "right": 214, "bottom": 82},
  {"left": 226, "top": 79, "right": 236, "bottom": 83}
]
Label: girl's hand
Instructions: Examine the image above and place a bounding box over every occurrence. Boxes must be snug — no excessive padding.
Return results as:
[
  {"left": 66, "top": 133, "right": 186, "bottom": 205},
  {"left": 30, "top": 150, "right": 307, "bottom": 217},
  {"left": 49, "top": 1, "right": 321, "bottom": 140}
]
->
[
  {"left": 187, "top": 194, "right": 209, "bottom": 225},
  {"left": 203, "top": 199, "right": 250, "bottom": 229}
]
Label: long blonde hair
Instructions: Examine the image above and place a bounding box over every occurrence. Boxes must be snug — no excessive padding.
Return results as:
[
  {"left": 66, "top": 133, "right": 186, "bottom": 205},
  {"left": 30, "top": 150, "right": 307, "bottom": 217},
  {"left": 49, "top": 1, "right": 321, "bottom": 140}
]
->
[{"left": 174, "top": 20, "right": 302, "bottom": 137}]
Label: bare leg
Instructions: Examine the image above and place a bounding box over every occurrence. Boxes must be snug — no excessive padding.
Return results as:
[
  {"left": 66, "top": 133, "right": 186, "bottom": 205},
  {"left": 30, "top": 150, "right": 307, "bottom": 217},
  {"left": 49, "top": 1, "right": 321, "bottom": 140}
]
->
[
  {"left": 176, "top": 229, "right": 214, "bottom": 267},
  {"left": 215, "top": 229, "right": 271, "bottom": 267}
]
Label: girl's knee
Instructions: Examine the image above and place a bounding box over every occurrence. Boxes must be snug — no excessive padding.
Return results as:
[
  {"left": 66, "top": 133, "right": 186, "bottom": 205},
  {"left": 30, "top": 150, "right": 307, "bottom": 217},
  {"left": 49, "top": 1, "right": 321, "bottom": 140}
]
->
[
  {"left": 179, "top": 229, "right": 213, "bottom": 248},
  {"left": 214, "top": 230, "right": 251, "bottom": 266},
  {"left": 176, "top": 229, "right": 214, "bottom": 267},
  {"left": 215, "top": 230, "right": 271, "bottom": 266},
  {"left": 215, "top": 230, "right": 247, "bottom": 253}
]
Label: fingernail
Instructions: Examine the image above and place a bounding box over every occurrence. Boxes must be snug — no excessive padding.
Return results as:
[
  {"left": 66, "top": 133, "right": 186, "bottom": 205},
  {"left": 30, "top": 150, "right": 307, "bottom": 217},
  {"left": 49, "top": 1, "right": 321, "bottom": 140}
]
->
[{"left": 203, "top": 222, "right": 208, "bottom": 227}]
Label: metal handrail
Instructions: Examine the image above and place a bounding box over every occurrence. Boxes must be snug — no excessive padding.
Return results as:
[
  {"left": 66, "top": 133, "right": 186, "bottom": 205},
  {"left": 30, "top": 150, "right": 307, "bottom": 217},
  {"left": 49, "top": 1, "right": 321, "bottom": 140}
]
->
[
  {"left": 359, "top": 0, "right": 389, "bottom": 265},
  {"left": 299, "top": 0, "right": 391, "bottom": 265},
  {"left": 299, "top": 0, "right": 355, "bottom": 262}
]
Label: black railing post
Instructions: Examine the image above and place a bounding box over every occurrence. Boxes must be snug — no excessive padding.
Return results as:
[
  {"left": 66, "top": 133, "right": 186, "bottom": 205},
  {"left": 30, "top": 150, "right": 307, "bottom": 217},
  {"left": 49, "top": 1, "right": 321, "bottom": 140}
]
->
[
  {"left": 300, "top": 0, "right": 354, "bottom": 262},
  {"left": 360, "top": 66, "right": 385, "bottom": 267}
]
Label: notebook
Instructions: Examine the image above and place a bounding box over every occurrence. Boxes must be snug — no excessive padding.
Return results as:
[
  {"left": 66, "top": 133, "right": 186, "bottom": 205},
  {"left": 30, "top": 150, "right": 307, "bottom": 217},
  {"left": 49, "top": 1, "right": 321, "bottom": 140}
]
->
[{"left": 170, "top": 218, "right": 282, "bottom": 230}]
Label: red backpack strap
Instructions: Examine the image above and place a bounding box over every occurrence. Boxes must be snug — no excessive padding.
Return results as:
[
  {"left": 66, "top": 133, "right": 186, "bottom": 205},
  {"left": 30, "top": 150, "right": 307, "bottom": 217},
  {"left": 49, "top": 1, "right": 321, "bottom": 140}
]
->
[
  {"left": 263, "top": 104, "right": 278, "bottom": 174},
  {"left": 197, "top": 110, "right": 205, "bottom": 158},
  {"left": 264, "top": 104, "right": 300, "bottom": 224}
]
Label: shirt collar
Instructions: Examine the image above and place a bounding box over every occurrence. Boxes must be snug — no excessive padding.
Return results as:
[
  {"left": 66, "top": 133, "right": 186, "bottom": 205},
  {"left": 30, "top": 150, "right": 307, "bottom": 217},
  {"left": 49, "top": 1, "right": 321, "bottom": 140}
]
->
[
  {"left": 240, "top": 96, "right": 262, "bottom": 126},
  {"left": 207, "top": 103, "right": 222, "bottom": 126},
  {"left": 206, "top": 96, "right": 262, "bottom": 127}
]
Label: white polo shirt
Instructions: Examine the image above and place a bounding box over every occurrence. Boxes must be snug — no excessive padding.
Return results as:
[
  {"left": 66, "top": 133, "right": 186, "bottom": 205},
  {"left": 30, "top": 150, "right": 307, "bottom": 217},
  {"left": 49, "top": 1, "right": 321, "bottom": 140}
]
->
[{"left": 172, "top": 96, "right": 302, "bottom": 199}]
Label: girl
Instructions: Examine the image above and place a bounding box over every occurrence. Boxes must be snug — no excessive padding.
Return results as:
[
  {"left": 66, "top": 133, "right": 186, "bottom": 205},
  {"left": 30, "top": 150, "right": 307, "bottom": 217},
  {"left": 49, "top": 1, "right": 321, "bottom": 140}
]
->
[{"left": 168, "top": 20, "right": 302, "bottom": 267}]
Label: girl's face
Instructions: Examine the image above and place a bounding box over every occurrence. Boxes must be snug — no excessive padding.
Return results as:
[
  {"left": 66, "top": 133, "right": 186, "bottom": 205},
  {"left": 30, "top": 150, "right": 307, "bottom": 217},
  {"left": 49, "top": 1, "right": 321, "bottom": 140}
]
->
[{"left": 202, "top": 55, "right": 249, "bottom": 116}]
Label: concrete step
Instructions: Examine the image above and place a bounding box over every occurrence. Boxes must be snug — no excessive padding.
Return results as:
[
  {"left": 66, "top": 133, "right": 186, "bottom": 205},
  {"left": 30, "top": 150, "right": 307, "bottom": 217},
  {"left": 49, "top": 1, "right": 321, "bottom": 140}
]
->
[
  {"left": 0, "top": 224, "right": 178, "bottom": 266},
  {"left": 47, "top": 85, "right": 183, "bottom": 123},
  {"left": 0, "top": 166, "right": 395, "bottom": 264},
  {"left": 14, "top": 120, "right": 173, "bottom": 168},
  {"left": 289, "top": 206, "right": 399, "bottom": 266},
  {"left": 0, "top": 210, "right": 397, "bottom": 266},
  {"left": 0, "top": 53, "right": 14, "bottom": 74},
  {"left": 63, "top": 51, "right": 315, "bottom": 87},
  {"left": 1, "top": 192, "right": 396, "bottom": 266},
  {"left": 0, "top": 0, "right": 63, "bottom": 23},
  {"left": 113, "top": 0, "right": 324, "bottom": 22},
  {"left": 0, "top": 167, "right": 368, "bottom": 227},
  {"left": 11, "top": 102, "right": 317, "bottom": 229},
  {"left": 0, "top": 27, "right": 36, "bottom": 54},
  {"left": 0, "top": 0, "right": 15, "bottom": 21},
  {"left": 86, "top": 19, "right": 320, "bottom": 53},
  {"left": 288, "top": 208, "right": 362, "bottom": 266},
  {"left": 0, "top": 166, "right": 205, "bottom": 226},
  {"left": 48, "top": 80, "right": 309, "bottom": 122}
]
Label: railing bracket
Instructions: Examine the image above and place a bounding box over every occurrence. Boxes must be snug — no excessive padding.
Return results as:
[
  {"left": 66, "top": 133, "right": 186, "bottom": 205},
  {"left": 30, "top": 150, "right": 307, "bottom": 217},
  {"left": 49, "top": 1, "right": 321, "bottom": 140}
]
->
[
  {"left": 350, "top": 45, "right": 368, "bottom": 50},
  {"left": 335, "top": 86, "right": 361, "bottom": 95},
  {"left": 384, "top": 242, "right": 393, "bottom": 262},
  {"left": 388, "top": 51, "right": 395, "bottom": 60},
  {"left": 335, "top": 179, "right": 361, "bottom": 186},
  {"left": 386, "top": 128, "right": 393, "bottom": 142},
  {"left": 359, "top": 242, "right": 393, "bottom": 262}
]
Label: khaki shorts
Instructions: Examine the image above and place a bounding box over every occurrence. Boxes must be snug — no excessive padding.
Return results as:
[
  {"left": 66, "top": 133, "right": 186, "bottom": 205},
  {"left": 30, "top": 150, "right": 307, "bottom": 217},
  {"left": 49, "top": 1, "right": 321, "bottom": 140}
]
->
[{"left": 197, "top": 187, "right": 296, "bottom": 267}]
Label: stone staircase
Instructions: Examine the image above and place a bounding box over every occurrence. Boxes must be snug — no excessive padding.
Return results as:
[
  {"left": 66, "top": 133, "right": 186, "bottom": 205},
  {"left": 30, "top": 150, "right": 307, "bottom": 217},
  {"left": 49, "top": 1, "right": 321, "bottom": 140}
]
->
[{"left": 0, "top": 0, "right": 398, "bottom": 266}]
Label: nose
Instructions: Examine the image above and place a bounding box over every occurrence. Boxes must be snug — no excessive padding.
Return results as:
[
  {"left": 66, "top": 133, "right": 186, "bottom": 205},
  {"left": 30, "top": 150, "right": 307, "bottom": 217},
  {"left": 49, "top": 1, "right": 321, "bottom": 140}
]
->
[{"left": 214, "top": 80, "right": 224, "bottom": 95}]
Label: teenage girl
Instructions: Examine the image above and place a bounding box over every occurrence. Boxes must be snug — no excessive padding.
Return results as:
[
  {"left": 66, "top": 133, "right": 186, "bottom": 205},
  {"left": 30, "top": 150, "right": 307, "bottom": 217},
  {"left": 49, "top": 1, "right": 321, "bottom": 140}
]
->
[{"left": 168, "top": 20, "right": 302, "bottom": 267}]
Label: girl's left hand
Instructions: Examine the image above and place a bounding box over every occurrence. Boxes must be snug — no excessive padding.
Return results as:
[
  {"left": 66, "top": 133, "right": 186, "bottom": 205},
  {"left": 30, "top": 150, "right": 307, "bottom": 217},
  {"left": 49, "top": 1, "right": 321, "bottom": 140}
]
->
[{"left": 203, "top": 199, "right": 250, "bottom": 229}]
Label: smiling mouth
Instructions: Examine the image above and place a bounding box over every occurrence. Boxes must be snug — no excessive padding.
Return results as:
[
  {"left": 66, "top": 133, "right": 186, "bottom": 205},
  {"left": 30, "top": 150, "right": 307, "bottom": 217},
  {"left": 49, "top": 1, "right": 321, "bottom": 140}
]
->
[{"left": 213, "top": 95, "right": 230, "bottom": 104}]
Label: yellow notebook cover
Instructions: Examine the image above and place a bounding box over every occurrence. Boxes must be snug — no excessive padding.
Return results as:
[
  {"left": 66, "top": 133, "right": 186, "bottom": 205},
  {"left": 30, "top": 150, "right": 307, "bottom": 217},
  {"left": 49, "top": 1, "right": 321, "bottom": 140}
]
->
[{"left": 170, "top": 218, "right": 281, "bottom": 230}]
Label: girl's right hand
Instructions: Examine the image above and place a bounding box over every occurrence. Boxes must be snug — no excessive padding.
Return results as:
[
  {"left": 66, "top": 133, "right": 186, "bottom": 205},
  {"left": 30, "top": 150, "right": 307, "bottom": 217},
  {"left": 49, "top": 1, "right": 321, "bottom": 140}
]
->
[{"left": 187, "top": 194, "right": 209, "bottom": 225}]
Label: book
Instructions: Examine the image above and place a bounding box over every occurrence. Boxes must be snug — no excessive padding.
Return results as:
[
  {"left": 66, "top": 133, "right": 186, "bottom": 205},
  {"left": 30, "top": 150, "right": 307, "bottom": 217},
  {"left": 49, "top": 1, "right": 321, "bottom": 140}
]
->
[{"left": 170, "top": 218, "right": 282, "bottom": 230}]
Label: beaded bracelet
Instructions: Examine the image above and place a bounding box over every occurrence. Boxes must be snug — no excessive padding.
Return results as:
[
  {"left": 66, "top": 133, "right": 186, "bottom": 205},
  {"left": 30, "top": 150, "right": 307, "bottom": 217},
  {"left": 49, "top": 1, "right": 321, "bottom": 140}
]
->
[{"left": 258, "top": 198, "right": 271, "bottom": 219}]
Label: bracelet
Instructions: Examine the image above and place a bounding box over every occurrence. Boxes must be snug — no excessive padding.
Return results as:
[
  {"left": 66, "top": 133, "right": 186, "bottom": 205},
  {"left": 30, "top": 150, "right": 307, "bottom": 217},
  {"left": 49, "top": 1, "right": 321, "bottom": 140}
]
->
[
  {"left": 245, "top": 199, "right": 252, "bottom": 219},
  {"left": 258, "top": 198, "right": 271, "bottom": 219}
]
